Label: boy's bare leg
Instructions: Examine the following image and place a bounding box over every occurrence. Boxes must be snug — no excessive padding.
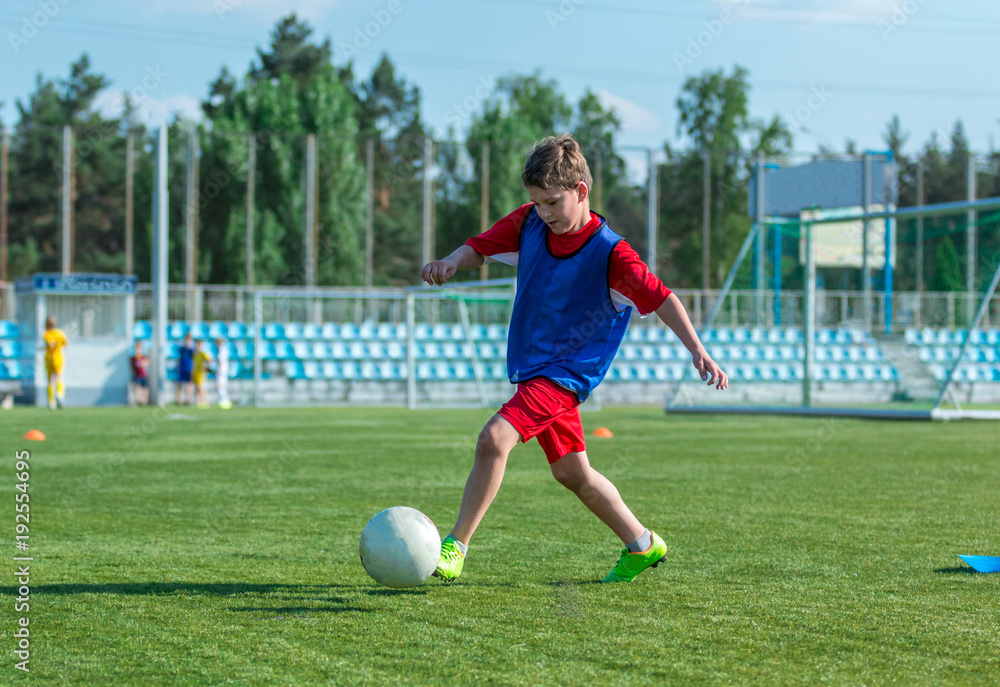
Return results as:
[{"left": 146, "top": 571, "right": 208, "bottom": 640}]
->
[
  {"left": 450, "top": 414, "right": 522, "bottom": 545},
  {"left": 550, "top": 451, "right": 645, "bottom": 544}
]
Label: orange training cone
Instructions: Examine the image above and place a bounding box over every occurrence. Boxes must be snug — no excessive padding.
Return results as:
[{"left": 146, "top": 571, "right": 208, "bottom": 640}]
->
[
  {"left": 594, "top": 427, "right": 614, "bottom": 438},
  {"left": 23, "top": 430, "right": 46, "bottom": 441}
]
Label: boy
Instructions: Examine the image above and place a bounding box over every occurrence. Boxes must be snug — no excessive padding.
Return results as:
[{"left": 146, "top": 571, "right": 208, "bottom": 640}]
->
[
  {"left": 192, "top": 339, "right": 213, "bottom": 409},
  {"left": 130, "top": 342, "right": 149, "bottom": 406},
  {"left": 176, "top": 333, "right": 195, "bottom": 405},
  {"left": 43, "top": 316, "right": 68, "bottom": 409},
  {"left": 214, "top": 337, "right": 232, "bottom": 409},
  {"left": 420, "top": 134, "right": 727, "bottom": 583}
]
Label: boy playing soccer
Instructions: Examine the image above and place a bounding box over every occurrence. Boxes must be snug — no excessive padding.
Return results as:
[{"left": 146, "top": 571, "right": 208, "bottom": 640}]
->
[
  {"left": 420, "top": 134, "right": 728, "bottom": 583},
  {"left": 43, "top": 316, "right": 68, "bottom": 409},
  {"left": 192, "top": 339, "right": 213, "bottom": 409}
]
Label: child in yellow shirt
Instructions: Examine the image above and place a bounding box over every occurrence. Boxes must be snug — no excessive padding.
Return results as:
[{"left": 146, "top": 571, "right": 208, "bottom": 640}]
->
[
  {"left": 43, "top": 316, "right": 68, "bottom": 409},
  {"left": 192, "top": 339, "right": 213, "bottom": 409}
]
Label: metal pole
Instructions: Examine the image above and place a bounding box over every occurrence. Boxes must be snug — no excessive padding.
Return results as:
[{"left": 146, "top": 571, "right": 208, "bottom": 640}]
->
[
  {"left": 967, "top": 153, "right": 977, "bottom": 323},
  {"left": 862, "top": 152, "right": 872, "bottom": 332},
  {"left": 246, "top": 133, "right": 256, "bottom": 286},
  {"left": 916, "top": 162, "right": 924, "bottom": 307},
  {"left": 646, "top": 148, "right": 657, "bottom": 273},
  {"left": 803, "top": 218, "right": 815, "bottom": 408},
  {"left": 125, "top": 130, "right": 134, "bottom": 276},
  {"left": 150, "top": 126, "right": 169, "bottom": 407},
  {"left": 480, "top": 141, "right": 490, "bottom": 281},
  {"left": 365, "top": 138, "right": 374, "bottom": 288},
  {"left": 253, "top": 291, "right": 262, "bottom": 407},
  {"left": 0, "top": 128, "right": 8, "bottom": 293},
  {"left": 61, "top": 125, "right": 72, "bottom": 275},
  {"left": 702, "top": 149, "right": 710, "bottom": 291},
  {"left": 303, "top": 133, "right": 317, "bottom": 287},
  {"left": 406, "top": 292, "right": 416, "bottom": 410},
  {"left": 754, "top": 152, "right": 765, "bottom": 318},
  {"left": 185, "top": 129, "right": 199, "bottom": 319},
  {"left": 422, "top": 136, "right": 433, "bottom": 266}
]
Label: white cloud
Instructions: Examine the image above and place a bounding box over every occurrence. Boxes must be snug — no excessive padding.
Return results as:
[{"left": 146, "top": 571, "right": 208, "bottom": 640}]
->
[
  {"left": 714, "top": 0, "right": 906, "bottom": 25},
  {"left": 94, "top": 90, "right": 203, "bottom": 127},
  {"left": 594, "top": 90, "right": 660, "bottom": 133}
]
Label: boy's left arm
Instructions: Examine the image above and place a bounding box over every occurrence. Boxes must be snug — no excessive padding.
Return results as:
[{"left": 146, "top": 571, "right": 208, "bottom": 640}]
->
[{"left": 654, "top": 294, "right": 728, "bottom": 390}]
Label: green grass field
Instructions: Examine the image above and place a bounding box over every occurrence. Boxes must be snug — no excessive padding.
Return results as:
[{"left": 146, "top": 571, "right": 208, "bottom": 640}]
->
[{"left": 1, "top": 406, "right": 998, "bottom": 685}]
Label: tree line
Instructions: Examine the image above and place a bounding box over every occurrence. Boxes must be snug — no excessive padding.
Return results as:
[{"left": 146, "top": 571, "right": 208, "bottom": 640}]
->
[{"left": 3, "top": 14, "right": 998, "bottom": 291}]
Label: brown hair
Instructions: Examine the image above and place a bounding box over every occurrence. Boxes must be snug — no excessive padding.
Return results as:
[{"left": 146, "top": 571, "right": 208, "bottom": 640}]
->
[{"left": 521, "top": 133, "right": 593, "bottom": 190}]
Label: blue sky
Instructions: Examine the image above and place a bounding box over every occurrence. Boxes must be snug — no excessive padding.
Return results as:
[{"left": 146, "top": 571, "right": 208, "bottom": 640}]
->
[{"left": 3, "top": 0, "right": 999, "bottom": 159}]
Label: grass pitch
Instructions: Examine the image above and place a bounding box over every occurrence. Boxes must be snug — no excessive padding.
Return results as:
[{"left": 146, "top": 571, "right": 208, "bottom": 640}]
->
[{"left": 1, "top": 405, "right": 998, "bottom": 685}]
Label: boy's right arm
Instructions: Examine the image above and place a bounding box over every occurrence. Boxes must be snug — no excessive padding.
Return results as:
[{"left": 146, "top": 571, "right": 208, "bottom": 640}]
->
[{"left": 420, "top": 245, "right": 485, "bottom": 286}]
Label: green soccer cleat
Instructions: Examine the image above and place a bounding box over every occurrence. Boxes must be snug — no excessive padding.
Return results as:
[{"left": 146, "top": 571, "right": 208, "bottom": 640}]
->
[
  {"left": 433, "top": 535, "right": 465, "bottom": 582},
  {"left": 601, "top": 531, "right": 668, "bottom": 583}
]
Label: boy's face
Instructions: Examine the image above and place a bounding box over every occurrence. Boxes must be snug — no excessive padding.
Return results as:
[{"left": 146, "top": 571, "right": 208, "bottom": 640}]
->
[{"left": 526, "top": 183, "right": 589, "bottom": 235}]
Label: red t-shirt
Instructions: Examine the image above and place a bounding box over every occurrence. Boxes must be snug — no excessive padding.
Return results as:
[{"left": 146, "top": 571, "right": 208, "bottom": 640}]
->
[{"left": 465, "top": 204, "right": 672, "bottom": 316}]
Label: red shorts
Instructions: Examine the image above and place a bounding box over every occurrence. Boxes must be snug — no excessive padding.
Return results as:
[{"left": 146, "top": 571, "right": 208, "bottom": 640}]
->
[{"left": 498, "top": 377, "right": 586, "bottom": 464}]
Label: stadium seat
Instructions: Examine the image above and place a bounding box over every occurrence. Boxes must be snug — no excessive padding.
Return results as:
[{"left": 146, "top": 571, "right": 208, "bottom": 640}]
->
[
  {"left": 187, "top": 322, "right": 209, "bottom": 339},
  {"left": 0, "top": 340, "right": 19, "bottom": 358},
  {"left": 284, "top": 323, "right": 304, "bottom": 340},
  {"left": 0, "top": 321, "right": 18, "bottom": 339},
  {"left": 321, "top": 323, "right": 340, "bottom": 339},
  {"left": 284, "top": 361, "right": 305, "bottom": 380},
  {"left": 311, "top": 342, "right": 332, "bottom": 359},
  {"left": 168, "top": 322, "right": 189, "bottom": 340},
  {"left": 263, "top": 323, "right": 285, "bottom": 340},
  {"left": 486, "top": 324, "right": 506, "bottom": 341},
  {"left": 302, "top": 323, "right": 323, "bottom": 340},
  {"left": 227, "top": 322, "right": 249, "bottom": 339},
  {"left": 291, "top": 341, "right": 311, "bottom": 359},
  {"left": 133, "top": 321, "right": 153, "bottom": 340},
  {"left": 207, "top": 321, "right": 228, "bottom": 339}
]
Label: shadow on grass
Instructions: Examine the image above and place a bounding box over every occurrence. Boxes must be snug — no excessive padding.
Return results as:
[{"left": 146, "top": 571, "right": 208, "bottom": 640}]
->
[
  {"left": 934, "top": 566, "right": 978, "bottom": 575},
  {"left": 232, "top": 605, "right": 369, "bottom": 615},
  {"left": 0, "top": 582, "right": 346, "bottom": 596}
]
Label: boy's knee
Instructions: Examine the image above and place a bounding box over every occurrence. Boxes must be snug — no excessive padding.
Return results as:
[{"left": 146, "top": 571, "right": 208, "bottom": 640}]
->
[
  {"left": 551, "top": 462, "right": 587, "bottom": 491},
  {"left": 477, "top": 420, "right": 514, "bottom": 455}
]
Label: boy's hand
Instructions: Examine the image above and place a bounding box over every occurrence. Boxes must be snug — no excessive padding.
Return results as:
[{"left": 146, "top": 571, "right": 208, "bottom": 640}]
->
[
  {"left": 693, "top": 350, "right": 728, "bottom": 390},
  {"left": 421, "top": 258, "right": 458, "bottom": 286}
]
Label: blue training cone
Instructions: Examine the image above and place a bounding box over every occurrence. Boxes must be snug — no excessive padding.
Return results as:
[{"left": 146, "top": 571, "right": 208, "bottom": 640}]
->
[{"left": 958, "top": 555, "right": 1000, "bottom": 573}]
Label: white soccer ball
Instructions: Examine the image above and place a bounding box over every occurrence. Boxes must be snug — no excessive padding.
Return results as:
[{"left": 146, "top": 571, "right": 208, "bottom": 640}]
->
[{"left": 359, "top": 506, "right": 441, "bottom": 588}]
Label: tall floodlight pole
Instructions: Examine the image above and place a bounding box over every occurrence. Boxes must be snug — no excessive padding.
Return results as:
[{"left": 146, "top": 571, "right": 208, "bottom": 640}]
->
[
  {"left": 61, "top": 125, "right": 73, "bottom": 275},
  {"left": 915, "top": 162, "right": 924, "bottom": 312},
  {"left": 365, "top": 138, "right": 375, "bottom": 289},
  {"left": 1, "top": 128, "right": 8, "bottom": 302},
  {"left": 125, "top": 130, "right": 134, "bottom": 276},
  {"left": 861, "top": 152, "right": 872, "bottom": 332},
  {"left": 422, "top": 136, "right": 433, "bottom": 267},
  {"left": 480, "top": 141, "right": 490, "bottom": 281},
  {"left": 246, "top": 133, "right": 256, "bottom": 286},
  {"left": 702, "top": 149, "right": 711, "bottom": 292},
  {"left": 185, "top": 129, "right": 200, "bottom": 320},
  {"left": 754, "top": 152, "right": 766, "bottom": 322},
  {"left": 967, "top": 153, "right": 977, "bottom": 323},
  {"left": 646, "top": 148, "right": 657, "bottom": 274},
  {"left": 150, "top": 126, "right": 169, "bottom": 407},
  {"left": 303, "top": 134, "right": 317, "bottom": 288},
  {"left": 803, "top": 217, "right": 815, "bottom": 408}
]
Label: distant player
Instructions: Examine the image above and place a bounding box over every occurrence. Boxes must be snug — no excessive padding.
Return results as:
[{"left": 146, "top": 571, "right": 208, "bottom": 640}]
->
[
  {"left": 130, "top": 342, "right": 149, "bottom": 406},
  {"left": 42, "top": 316, "right": 68, "bottom": 409},
  {"left": 420, "top": 134, "right": 728, "bottom": 583},
  {"left": 176, "top": 333, "right": 195, "bottom": 405},
  {"left": 192, "top": 339, "right": 213, "bottom": 409}
]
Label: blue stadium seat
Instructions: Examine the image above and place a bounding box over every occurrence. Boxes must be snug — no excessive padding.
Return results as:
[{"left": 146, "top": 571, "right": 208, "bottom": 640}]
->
[
  {"left": 376, "top": 323, "right": 397, "bottom": 340},
  {"left": 302, "top": 323, "right": 324, "bottom": 340},
  {"left": 188, "top": 322, "right": 209, "bottom": 339},
  {"left": 133, "top": 321, "right": 152, "bottom": 340},
  {"left": 321, "top": 323, "right": 340, "bottom": 339},
  {"left": 321, "top": 361, "right": 341, "bottom": 379},
  {"left": 284, "top": 323, "right": 304, "bottom": 340},
  {"left": 273, "top": 341, "right": 294, "bottom": 360},
  {"left": 418, "top": 342, "right": 442, "bottom": 359},
  {"left": 340, "top": 323, "right": 361, "bottom": 340},
  {"left": 291, "top": 341, "right": 311, "bottom": 359},
  {"left": 302, "top": 361, "right": 323, "bottom": 379},
  {"left": 263, "top": 323, "right": 286, "bottom": 340},
  {"left": 311, "top": 342, "right": 332, "bottom": 359},
  {"left": 0, "top": 340, "right": 19, "bottom": 358},
  {"left": 329, "top": 342, "right": 349, "bottom": 359},
  {"left": 168, "top": 322, "right": 189, "bottom": 340},
  {"left": 359, "top": 322, "right": 379, "bottom": 339},
  {"left": 227, "top": 322, "right": 249, "bottom": 339},
  {"left": 366, "top": 342, "right": 387, "bottom": 359},
  {"left": 284, "top": 361, "right": 305, "bottom": 380},
  {"left": 486, "top": 324, "right": 506, "bottom": 341},
  {"left": 0, "top": 361, "right": 18, "bottom": 379},
  {"left": 348, "top": 342, "right": 368, "bottom": 359},
  {"left": 0, "top": 321, "right": 18, "bottom": 339},
  {"left": 207, "top": 321, "right": 228, "bottom": 339}
]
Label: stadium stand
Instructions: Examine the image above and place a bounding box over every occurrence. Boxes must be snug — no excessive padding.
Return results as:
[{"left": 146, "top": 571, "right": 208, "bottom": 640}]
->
[{"left": 905, "top": 328, "right": 1000, "bottom": 383}]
